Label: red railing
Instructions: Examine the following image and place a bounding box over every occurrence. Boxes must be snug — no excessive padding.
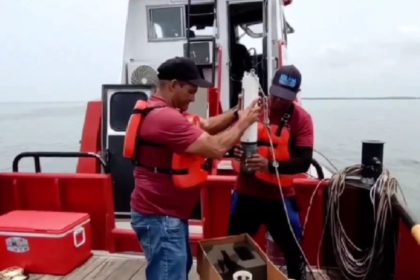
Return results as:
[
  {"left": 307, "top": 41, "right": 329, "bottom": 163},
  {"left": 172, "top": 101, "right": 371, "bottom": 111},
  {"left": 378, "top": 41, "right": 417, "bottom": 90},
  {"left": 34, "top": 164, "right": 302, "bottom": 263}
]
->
[
  {"left": 77, "top": 101, "right": 102, "bottom": 173},
  {"left": 208, "top": 46, "right": 223, "bottom": 117}
]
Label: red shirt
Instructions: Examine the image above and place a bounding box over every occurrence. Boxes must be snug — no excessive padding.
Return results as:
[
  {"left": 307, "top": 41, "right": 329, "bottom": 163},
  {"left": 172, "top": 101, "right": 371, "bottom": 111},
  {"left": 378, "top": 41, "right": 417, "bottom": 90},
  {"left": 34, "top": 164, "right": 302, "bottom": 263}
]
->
[
  {"left": 130, "top": 96, "right": 203, "bottom": 220},
  {"left": 235, "top": 104, "right": 314, "bottom": 199}
]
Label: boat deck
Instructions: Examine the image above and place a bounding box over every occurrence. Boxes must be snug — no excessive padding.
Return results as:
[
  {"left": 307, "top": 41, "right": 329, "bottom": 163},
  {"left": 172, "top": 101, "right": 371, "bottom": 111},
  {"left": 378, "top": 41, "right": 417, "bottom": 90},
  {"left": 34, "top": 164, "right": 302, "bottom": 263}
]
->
[
  {"left": 29, "top": 251, "right": 199, "bottom": 280},
  {"left": 28, "top": 251, "right": 333, "bottom": 280}
]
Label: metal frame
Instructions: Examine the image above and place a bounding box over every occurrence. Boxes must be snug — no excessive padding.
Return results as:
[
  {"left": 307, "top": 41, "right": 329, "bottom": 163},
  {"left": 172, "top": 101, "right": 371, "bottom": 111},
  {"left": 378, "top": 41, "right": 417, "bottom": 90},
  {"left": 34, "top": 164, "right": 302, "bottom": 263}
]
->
[
  {"left": 228, "top": 0, "right": 263, "bottom": 5},
  {"left": 146, "top": 5, "right": 186, "bottom": 42},
  {"left": 101, "top": 84, "right": 154, "bottom": 148},
  {"left": 12, "top": 151, "right": 108, "bottom": 173}
]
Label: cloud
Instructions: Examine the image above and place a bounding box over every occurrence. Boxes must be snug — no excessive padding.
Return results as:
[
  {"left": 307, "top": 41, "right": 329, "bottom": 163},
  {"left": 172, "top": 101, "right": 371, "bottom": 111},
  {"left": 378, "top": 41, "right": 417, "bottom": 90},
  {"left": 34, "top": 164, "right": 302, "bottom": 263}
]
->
[
  {"left": 318, "top": 42, "right": 349, "bottom": 55},
  {"left": 0, "top": 0, "right": 127, "bottom": 102},
  {"left": 313, "top": 26, "right": 420, "bottom": 70},
  {"left": 396, "top": 24, "right": 420, "bottom": 37},
  {"left": 285, "top": 0, "right": 420, "bottom": 97},
  {"left": 316, "top": 42, "right": 367, "bottom": 68},
  {"left": 289, "top": 28, "right": 420, "bottom": 97}
]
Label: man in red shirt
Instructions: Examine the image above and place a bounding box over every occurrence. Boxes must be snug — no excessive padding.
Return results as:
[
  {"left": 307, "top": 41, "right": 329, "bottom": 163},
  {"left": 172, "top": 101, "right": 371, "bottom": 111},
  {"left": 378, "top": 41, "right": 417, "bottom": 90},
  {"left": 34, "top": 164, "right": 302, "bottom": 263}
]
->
[
  {"left": 130, "top": 57, "right": 261, "bottom": 280},
  {"left": 229, "top": 65, "right": 313, "bottom": 280}
]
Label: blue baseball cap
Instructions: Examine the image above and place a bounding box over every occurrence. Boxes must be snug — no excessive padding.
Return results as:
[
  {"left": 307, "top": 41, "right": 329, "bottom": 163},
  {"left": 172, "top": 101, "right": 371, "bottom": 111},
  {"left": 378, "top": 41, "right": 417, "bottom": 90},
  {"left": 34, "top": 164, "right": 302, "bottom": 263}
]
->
[{"left": 269, "top": 65, "right": 301, "bottom": 101}]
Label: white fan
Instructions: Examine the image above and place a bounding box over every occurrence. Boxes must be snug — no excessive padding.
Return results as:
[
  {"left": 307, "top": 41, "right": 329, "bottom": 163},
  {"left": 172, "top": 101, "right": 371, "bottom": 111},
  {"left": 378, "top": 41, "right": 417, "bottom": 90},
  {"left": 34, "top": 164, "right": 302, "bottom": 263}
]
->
[{"left": 130, "top": 65, "right": 158, "bottom": 87}]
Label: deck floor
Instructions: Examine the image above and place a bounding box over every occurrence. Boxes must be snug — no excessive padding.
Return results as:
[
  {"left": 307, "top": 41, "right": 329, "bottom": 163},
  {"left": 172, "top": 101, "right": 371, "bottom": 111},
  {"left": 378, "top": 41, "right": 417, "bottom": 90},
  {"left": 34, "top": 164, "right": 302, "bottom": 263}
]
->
[
  {"left": 29, "top": 251, "right": 332, "bottom": 280},
  {"left": 29, "top": 252, "right": 199, "bottom": 280}
]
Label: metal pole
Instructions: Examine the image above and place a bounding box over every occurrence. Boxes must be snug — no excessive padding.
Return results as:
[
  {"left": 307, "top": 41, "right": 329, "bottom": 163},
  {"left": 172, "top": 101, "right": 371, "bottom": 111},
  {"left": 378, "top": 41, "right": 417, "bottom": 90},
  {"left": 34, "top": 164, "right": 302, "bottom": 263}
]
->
[{"left": 186, "top": 0, "right": 191, "bottom": 58}]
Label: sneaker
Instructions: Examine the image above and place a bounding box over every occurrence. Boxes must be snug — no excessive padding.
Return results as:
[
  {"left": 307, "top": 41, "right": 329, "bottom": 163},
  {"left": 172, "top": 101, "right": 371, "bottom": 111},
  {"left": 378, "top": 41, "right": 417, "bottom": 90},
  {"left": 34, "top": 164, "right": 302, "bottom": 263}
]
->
[{"left": 0, "top": 267, "right": 28, "bottom": 280}]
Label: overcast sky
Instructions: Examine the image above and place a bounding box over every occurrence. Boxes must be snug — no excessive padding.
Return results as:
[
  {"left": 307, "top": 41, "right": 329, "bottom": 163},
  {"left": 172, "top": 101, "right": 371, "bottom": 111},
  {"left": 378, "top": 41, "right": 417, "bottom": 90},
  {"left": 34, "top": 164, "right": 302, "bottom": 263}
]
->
[
  {"left": 0, "top": 0, "right": 128, "bottom": 102},
  {"left": 286, "top": 0, "right": 420, "bottom": 98},
  {"left": 0, "top": 0, "right": 419, "bottom": 102}
]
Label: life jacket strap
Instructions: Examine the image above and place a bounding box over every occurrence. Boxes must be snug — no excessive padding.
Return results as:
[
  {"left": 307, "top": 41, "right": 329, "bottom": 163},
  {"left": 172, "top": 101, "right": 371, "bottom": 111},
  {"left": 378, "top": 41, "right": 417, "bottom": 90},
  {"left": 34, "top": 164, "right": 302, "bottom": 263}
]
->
[
  {"left": 137, "top": 139, "right": 164, "bottom": 147},
  {"left": 136, "top": 162, "right": 188, "bottom": 175},
  {"left": 257, "top": 141, "right": 278, "bottom": 148},
  {"left": 275, "top": 104, "right": 295, "bottom": 136},
  {"left": 132, "top": 105, "right": 164, "bottom": 115},
  {"left": 134, "top": 105, "right": 166, "bottom": 148}
]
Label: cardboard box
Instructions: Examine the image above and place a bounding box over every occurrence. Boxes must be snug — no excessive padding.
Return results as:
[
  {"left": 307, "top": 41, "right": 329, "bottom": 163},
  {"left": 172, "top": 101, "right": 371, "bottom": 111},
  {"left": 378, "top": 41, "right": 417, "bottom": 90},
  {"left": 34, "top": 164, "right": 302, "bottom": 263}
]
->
[
  {"left": 197, "top": 234, "right": 290, "bottom": 280},
  {"left": 0, "top": 210, "right": 92, "bottom": 275}
]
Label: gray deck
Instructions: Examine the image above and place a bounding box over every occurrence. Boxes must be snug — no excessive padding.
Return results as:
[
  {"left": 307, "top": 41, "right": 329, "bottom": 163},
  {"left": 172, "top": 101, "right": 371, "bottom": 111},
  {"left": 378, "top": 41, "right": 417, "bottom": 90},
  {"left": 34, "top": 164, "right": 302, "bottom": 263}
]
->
[{"left": 28, "top": 251, "right": 332, "bottom": 279}]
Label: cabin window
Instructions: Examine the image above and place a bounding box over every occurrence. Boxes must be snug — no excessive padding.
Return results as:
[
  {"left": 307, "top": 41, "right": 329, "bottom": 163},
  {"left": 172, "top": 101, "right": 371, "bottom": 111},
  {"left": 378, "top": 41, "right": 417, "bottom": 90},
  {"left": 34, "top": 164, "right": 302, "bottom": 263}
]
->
[
  {"left": 110, "top": 92, "right": 149, "bottom": 131},
  {"left": 186, "top": 3, "right": 215, "bottom": 38},
  {"left": 148, "top": 6, "right": 185, "bottom": 41}
]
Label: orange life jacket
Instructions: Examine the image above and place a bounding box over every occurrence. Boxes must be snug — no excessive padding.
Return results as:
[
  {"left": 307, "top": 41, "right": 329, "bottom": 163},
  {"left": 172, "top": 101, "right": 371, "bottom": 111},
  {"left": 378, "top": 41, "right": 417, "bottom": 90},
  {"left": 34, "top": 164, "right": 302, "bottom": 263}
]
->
[
  {"left": 232, "top": 122, "right": 294, "bottom": 188},
  {"left": 254, "top": 123, "right": 294, "bottom": 187},
  {"left": 123, "top": 100, "right": 207, "bottom": 189}
]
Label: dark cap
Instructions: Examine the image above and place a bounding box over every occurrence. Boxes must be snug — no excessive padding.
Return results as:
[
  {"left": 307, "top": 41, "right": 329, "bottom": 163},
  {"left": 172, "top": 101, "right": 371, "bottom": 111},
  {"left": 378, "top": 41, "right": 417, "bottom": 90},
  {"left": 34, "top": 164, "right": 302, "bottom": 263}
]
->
[
  {"left": 269, "top": 65, "right": 302, "bottom": 101},
  {"left": 157, "top": 56, "right": 213, "bottom": 88}
]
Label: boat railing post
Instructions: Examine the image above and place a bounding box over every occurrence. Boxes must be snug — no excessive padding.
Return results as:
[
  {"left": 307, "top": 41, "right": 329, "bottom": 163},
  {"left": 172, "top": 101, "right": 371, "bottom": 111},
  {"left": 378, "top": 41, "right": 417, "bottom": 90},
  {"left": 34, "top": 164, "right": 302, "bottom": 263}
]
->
[{"left": 361, "top": 140, "right": 384, "bottom": 185}]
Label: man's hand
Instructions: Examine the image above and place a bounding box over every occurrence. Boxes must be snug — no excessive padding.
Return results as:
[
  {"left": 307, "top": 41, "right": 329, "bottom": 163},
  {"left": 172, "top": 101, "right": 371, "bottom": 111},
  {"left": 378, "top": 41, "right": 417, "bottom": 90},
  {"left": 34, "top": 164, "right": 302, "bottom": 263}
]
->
[
  {"left": 244, "top": 153, "right": 268, "bottom": 172},
  {"left": 233, "top": 146, "right": 243, "bottom": 159},
  {"left": 237, "top": 98, "right": 261, "bottom": 126}
]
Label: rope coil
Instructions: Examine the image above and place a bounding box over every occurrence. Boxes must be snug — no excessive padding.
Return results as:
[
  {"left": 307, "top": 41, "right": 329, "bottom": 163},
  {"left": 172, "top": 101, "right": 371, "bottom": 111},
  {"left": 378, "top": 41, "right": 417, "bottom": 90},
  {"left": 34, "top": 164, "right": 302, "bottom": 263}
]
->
[{"left": 319, "top": 165, "right": 405, "bottom": 280}]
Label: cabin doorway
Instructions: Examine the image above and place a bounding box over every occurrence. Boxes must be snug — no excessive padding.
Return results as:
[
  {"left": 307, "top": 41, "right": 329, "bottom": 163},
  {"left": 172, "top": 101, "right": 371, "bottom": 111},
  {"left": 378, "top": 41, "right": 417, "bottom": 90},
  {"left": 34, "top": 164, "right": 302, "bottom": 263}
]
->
[{"left": 227, "top": 1, "right": 266, "bottom": 108}]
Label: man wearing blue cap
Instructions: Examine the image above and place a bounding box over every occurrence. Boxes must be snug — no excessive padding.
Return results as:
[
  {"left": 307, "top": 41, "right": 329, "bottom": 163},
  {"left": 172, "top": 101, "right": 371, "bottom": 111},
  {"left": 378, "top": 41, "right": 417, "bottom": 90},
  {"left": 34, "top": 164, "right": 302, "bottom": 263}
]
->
[{"left": 229, "top": 65, "right": 314, "bottom": 280}]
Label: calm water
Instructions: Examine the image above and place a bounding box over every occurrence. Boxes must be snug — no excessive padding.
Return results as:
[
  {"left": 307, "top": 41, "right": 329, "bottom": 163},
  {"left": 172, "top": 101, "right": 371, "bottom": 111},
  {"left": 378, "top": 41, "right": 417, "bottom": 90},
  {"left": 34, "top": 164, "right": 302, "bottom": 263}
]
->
[{"left": 0, "top": 100, "right": 418, "bottom": 218}]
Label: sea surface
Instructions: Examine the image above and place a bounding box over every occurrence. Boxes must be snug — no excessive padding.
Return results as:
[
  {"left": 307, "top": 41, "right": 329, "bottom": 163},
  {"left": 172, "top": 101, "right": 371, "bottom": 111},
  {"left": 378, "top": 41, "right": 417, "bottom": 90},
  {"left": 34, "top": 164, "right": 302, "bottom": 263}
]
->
[{"left": 0, "top": 100, "right": 418, "bottom": 219}]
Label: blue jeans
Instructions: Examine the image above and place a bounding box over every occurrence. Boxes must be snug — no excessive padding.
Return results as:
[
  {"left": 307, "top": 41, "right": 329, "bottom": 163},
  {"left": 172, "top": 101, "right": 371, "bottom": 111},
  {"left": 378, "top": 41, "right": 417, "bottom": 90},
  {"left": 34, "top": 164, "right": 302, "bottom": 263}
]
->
[{"left": 131, "top": 211, "right": 192, "bottom": 280}]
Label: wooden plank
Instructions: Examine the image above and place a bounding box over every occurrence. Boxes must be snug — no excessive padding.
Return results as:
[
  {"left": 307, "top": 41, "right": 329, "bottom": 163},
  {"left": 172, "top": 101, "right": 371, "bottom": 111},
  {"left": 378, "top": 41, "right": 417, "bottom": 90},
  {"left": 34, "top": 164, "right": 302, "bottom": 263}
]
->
[
  {"left": 63, "top": 255, "right": 109, "bottom": 280},
  {"left": 28, "top": 273, "right": 43, "bottom": 279},
  {"left": 93, "top": 252, "right": 147, "bottom": 280},
  {"left": 78, "top": 257, "right": 126, "bottom": 279},
  {"left": 32, "top": 275, "right": 62, "bottom": 280},
  {"left": 28, "top": 253, "right": 332, "bottom": 279},
  {"left": 129, "top": 264, "right": 146, "bottom": 280},
  {"left": 102, "top": 258, "right": 145, "bottom": 280}
]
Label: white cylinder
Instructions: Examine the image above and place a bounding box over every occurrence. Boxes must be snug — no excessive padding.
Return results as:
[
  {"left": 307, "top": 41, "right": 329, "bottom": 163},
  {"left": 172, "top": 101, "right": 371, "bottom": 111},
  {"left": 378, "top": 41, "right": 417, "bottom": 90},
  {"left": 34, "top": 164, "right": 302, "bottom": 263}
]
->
[
  {"left": 233, "top": 270, "right": 253, "bottom": 280},
  {"left": 240, "top": 70, "right": 259, "bottom": 143}
]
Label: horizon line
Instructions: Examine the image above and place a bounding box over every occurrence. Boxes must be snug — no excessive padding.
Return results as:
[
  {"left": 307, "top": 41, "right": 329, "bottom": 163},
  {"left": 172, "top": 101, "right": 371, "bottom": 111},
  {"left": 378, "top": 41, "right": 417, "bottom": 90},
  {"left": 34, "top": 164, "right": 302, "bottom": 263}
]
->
[
  {"left": 302, "top": 96, "right": 420, "bottom": 100},
  {"left": 0, "top": 96, "right": 419, "bottom": 103}
]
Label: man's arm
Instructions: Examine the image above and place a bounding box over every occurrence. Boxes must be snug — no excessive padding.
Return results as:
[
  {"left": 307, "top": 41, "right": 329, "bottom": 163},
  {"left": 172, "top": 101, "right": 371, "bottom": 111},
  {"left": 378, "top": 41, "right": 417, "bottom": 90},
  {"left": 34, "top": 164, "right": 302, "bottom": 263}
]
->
[
  {"left": 241, "top": 146, "right": 313, "bottom": 174},
  {"left": 268, "top": 147, "right": 313, "bottom": 174},
  {"left": 186, "top": 118, "right": 250, "bottom": 159},
  {"left": 199, "top": 108, "right": 238, "bottom": 135},
  {"left": 185, "top": 103, "right": 260, "bottom": 159},
  {"left": 245, "top": 108, "right": 314, "bottom": 174}
]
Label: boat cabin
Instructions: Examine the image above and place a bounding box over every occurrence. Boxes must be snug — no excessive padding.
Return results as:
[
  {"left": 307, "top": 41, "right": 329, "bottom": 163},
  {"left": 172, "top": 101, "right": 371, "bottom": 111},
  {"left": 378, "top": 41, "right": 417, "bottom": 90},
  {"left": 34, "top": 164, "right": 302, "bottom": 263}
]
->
[
  {"left": 122, "top": 0, "right": 293, "bottom": 112},
  {"left": 103, "top": 0, "right": 295, "bottom": 216}
]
